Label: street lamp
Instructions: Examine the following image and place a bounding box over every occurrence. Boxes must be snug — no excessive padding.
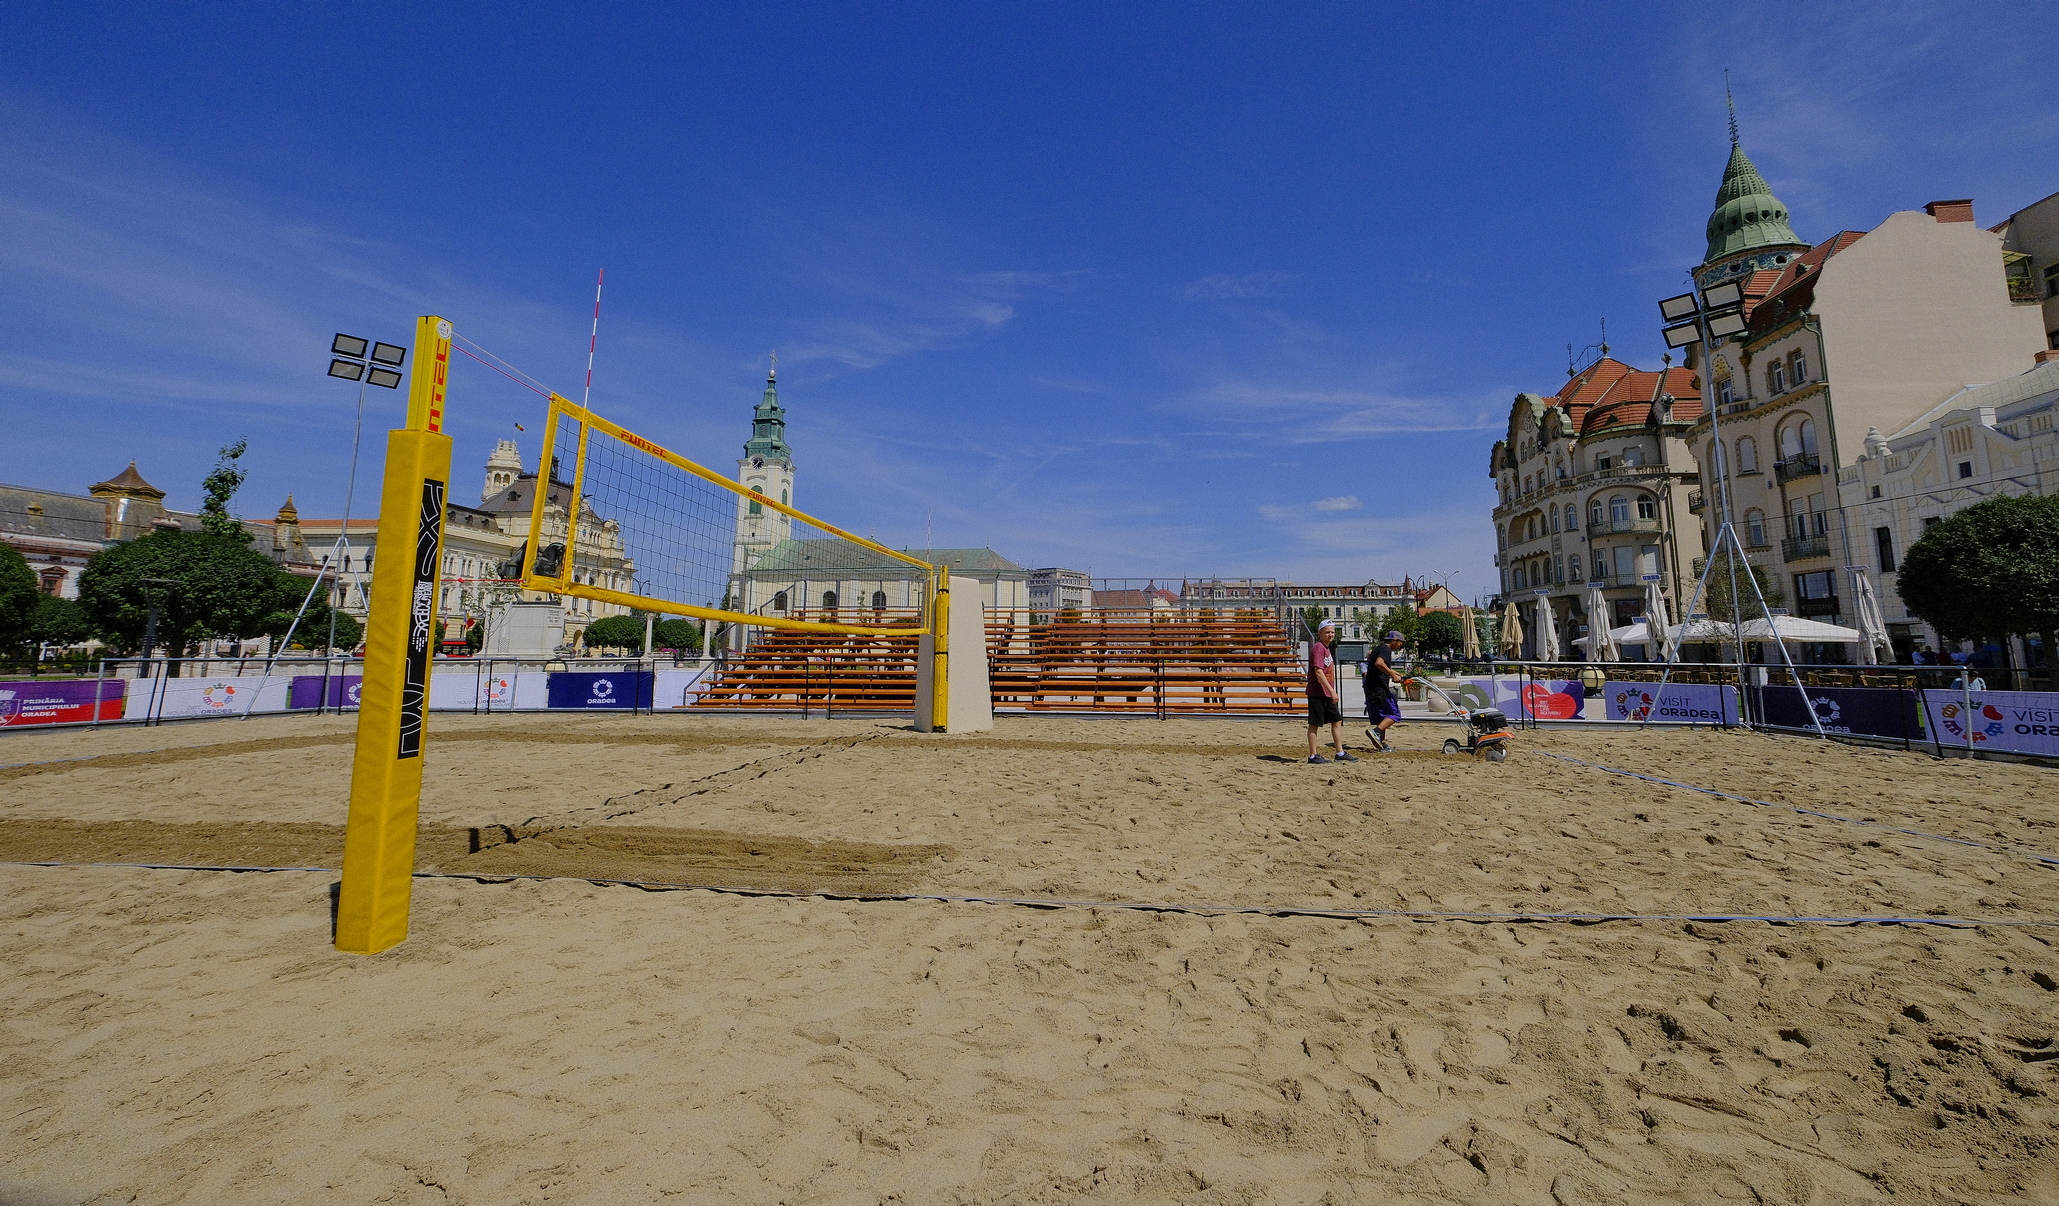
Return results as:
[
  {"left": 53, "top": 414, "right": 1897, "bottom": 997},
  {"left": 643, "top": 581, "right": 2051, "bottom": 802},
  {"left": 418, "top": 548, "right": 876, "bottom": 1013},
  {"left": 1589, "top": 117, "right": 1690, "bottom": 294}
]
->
[{"left": 325, "top": 332, "right": 407, "bottom": 659}]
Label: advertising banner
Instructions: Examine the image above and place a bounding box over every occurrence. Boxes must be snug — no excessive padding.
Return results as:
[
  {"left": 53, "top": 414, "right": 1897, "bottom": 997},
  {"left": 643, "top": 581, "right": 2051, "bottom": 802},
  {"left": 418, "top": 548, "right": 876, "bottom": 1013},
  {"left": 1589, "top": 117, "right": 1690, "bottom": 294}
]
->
[
  {"left": 0, "top": 679, "right": 126, "bottom": 726},
  {"left": 1920, "top": 690, "right": 2059, "bottom": 756},
  {"left": 652, "top": 666, "right": 716, "bottom": 710},
  {"left": 1600, "top": 681, "right": 1738, "bottom": 725},
  {"left": 289, "top": 674, "right": 364, "bottom": 710},
  {"left": 1755, "top": 684, "right": 1921, "bottom": 740},
  {"left": 126, "top": 676, "right": 292, "bottom": 720},
  {"left": 545, "top": 670, "right": 655, "bottom": 710},
  {"left": 1457, "top": 676, "right": 1587, "bottom": 720}
]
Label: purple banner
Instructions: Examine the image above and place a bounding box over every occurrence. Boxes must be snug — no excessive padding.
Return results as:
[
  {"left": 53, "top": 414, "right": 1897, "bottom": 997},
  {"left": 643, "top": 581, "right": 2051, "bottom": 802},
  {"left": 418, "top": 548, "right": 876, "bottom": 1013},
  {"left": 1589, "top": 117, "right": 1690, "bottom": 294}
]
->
[
  {"left": 289, "top": 674, "right": 363, "bottom": 709},
  {"left": 1755, "top": 684, "right": 1920, "bottom": 740},
  {"left": 0, "top": 679, "right": 126, "bottom": 726}
]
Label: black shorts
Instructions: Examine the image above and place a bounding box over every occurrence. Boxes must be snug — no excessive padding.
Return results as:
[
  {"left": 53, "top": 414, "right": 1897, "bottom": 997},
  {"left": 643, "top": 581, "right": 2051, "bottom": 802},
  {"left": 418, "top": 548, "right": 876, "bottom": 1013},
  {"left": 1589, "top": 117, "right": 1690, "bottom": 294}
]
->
[{"left": 1307, "top": 691, "right": 1341, "bottom": 726}]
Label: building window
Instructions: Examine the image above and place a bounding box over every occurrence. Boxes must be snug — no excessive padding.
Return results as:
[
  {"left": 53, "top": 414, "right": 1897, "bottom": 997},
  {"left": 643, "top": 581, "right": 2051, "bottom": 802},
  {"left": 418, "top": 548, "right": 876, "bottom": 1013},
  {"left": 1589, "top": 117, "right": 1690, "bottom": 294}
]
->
[
  {"left": 1564, "top": 504, "right": 1577, "bottom": 530},
  {"left": 1595, "top": 453, "right": 1612, "bottom": 470},
  {"left": 1745, "top": 509, "right": 1766, "bottom": 548},
  {"left": 1569, "top": 553, "right": 1583, "bottom": 580},
  {"left": 1958, "top": 461, "right": 1973, "bottom": 479},
  {"left": 2046, "top": 262, "right": 2059, "bottom": 299},
  {"left": 1550, "top": 509, "right": 1560, "bottom": 533},
  {"left": 1795, "top": 571, "right": 1836, "bottom": 602},
  {"left": 1610, "top": 496, "right": 1630, "bottom": 523},
  {"left": 1514, "top": 564, "right": 1526, "bottom": 589},
  {"left": 1636, "top": 494, "right": 1657, "bottom": 520},
  {"left": 822, "top": 590, "right": 838, "bottom": 611},
  {"left": 1589, "top": 501, "right": 1604, "bottom": 527},
  {"left": 1875, "top": 526, "right": 1896, "bottom": 573},
  {"left": 773, "top": 590, "right": 787, "bottom": 612},
  {"left": 1736, "top": 436, "right": 1758, "bottom": 473},
  {"left": 1779, "top": 416, "right": 1818, "bottom": 460},
  {"left": 872, "top": 590, "right": 887, "bottom": 611},
  {"left": 1716, "top": 378, "right": 1735, "bottom": 406},
  {"left": 39, "top": 567, "right": 64, "bottom": 595},
  {"left": 1788, "top": 350, "right": 1807, "bottom": 383},
  {"left": 1922, "top": 516, "right": 1942, "bottom": 533},
  {"left": 1622, "top": 447, "right": 1644, "bottom": 467},
  {"left": 1769, "top": 360, "right": 1786, "bottom": 394},
  {"left": 1871, "top": 485, "right": 1881, "bottom": 499}
]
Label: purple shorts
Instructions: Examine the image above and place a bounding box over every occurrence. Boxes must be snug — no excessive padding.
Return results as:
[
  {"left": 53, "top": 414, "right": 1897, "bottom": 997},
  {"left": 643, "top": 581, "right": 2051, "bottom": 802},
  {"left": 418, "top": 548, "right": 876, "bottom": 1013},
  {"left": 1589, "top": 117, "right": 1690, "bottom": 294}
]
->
[{"left": 1369, "top": 692, "right": 1402, "bottom": 722}]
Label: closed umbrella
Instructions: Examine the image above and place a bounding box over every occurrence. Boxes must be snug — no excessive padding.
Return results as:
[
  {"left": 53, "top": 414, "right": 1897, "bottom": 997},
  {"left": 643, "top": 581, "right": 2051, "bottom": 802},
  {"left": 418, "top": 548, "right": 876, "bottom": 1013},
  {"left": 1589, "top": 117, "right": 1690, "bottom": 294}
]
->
[
  {"left": 1643, "top": 578, "right": 1675, "bottom": 662},
  {"left": 1498, "top": 599, "right": 1523, "bottom": 659},
  {"left": 1460, "top": 606, "right": 1481, "bottom": 660},
  {"left": 1582, "top": 582, "right": 1618, "bottom": 662},
  {"left": 1532, "top": 595, "right": 1561, "bottom": 663},
  {"left": 1848, "top": 567, "right": 1894, "bottom": 665}
]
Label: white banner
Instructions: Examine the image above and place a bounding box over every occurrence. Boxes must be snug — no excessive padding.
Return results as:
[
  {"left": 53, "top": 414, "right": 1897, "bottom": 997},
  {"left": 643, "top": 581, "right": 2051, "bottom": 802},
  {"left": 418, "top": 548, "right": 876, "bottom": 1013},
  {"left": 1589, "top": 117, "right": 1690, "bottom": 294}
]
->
[
  {"left": 1920, "top": 689, "right": 2059, "bottom": 756},
  {"left": 430, "top": 668, "right": 550, "bottom": 711},
  {"left": 125, "top": 676, "right": 293, "bottom": 720},
  {"left": 1600, "top": 680, "right": 1739, "bottom": 724},
  {"left": 652, "top": 667, "right": 717, "bottom": 710}
]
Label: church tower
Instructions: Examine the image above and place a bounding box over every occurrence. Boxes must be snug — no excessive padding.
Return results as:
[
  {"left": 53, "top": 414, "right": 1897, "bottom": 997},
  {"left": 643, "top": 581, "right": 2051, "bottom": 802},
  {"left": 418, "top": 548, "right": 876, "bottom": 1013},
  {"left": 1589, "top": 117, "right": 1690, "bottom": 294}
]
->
[
  {"left": 483, "top": 438, "right": 524, "bottom": 502},
  {"left": 731, "top": 357, "right": 795, "bottom": 573},
  {"left": 1695, "top": 96, "right": 1809, "bottom": 288}
]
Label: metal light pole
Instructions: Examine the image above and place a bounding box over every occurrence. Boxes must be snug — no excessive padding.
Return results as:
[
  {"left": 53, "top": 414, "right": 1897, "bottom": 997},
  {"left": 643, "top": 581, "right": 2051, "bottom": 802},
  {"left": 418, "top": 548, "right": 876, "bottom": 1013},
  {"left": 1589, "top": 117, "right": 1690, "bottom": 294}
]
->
[{"left": 325, "top": 334, "right": 408, "bottom": 656}]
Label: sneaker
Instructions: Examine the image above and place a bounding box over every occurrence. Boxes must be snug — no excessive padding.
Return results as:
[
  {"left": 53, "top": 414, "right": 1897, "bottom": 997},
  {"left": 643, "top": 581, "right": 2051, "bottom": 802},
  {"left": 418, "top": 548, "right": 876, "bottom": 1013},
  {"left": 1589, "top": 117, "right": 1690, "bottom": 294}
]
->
[
  {"left": 1334, "top": 750, "right": 1360, "bottom": 763},
  {"left": 1373, "top": 732, "right": 1392, "bottom": 752},
  {"left": 1307, "top": 754, "right": 1328, "bottom": 764}
]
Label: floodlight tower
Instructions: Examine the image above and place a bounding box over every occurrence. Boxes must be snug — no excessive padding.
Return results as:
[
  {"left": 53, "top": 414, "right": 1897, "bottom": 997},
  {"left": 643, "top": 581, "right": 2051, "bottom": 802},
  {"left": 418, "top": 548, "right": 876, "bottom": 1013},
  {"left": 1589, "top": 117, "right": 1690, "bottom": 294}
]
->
[{"left": 324, "top": 334, "right": 408, "bottom": 657}]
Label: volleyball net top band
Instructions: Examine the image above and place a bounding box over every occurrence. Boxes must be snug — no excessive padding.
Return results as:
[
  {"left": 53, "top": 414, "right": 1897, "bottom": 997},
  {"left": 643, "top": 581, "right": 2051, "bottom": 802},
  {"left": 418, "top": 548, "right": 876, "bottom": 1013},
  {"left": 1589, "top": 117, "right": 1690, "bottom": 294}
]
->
[{"left": 520, "top": 393, "right": 939, "bottom": 637}]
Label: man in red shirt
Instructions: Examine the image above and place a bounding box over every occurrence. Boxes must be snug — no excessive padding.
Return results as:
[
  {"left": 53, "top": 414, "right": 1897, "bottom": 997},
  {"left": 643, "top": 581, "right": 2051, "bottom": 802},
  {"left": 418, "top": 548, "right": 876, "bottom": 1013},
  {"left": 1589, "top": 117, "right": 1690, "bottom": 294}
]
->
[{"left": 1306, "top": 620, "right": 1357, "bottom": 763}]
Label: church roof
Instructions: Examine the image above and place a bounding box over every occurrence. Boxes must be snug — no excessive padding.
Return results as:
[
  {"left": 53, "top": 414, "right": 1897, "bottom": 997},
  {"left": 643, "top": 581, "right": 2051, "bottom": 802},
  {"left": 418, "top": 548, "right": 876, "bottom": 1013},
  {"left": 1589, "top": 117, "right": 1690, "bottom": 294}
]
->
[
  {"left": 89, "top": 461, "right": 166, "bottom": 500},
  {"left": 743, "top": 369, "right": 791, "bottom": 462},
  {"left": 1705, "top": 140, "right": 1804, "bottom": 265},
  {"left": 742, "top": 540, "right": 1022, "bottom": 575}
]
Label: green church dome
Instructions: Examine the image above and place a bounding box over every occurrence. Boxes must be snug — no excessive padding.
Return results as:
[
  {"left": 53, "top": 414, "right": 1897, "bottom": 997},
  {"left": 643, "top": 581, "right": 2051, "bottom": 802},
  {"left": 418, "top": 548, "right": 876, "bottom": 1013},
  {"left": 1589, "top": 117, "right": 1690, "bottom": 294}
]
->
[{"left": 1704, "top": 141, "right": 1801, "bottom": 265}]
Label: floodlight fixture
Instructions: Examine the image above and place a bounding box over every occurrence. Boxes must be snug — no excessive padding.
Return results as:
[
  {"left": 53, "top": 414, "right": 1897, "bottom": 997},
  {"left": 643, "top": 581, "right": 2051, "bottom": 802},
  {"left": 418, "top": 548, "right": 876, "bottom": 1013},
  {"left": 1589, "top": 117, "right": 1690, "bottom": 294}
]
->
[
  {"left": 1701, "top": 280, "right": 1744, "bottom": 310},
  {"left": 369, "top": 342, "right": 406, "bottom": 367},
  {"left": 366, "top": 366, "right": 404, "bottom": 389},
  {"left": 1661, "top": 322, "right": 1702, "bottom": 349},
  {"left": 332, "top": 333, "right": 369, "bottom": 359},
  {"left": 329, "top": 358, "right": 368, "bottom": 381},
  {"left": 1658, "top": 292, "right": 1698, "bottom": 322},
  {"left": 1706, "top": 311, "right": 1749, "bottom": 338}
]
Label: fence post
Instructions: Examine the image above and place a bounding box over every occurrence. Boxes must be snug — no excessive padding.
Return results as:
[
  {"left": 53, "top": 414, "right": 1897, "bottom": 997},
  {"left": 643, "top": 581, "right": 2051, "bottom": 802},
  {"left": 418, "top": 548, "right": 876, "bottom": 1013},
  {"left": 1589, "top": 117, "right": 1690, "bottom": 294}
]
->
[{"left": 90, "top": 657, "right": 106, "bottom": 729}]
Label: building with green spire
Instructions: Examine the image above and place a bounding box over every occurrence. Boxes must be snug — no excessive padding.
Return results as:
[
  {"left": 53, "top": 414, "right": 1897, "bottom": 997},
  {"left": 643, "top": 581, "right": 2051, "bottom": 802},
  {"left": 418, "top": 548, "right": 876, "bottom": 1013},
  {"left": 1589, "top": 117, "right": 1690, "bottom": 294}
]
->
[
  {"left": 733, "top": 358, "right": 796, "bottom": 573},
  {"left": 1697, "top": 137, "right": 1809, "bottom": 289}
]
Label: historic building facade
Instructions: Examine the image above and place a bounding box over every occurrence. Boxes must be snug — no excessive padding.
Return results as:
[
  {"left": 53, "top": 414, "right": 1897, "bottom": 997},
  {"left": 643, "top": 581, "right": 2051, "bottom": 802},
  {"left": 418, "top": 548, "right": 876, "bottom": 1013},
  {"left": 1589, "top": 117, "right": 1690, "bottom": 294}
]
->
[
  {"left": 1679, "top": 136, "right": 2047, "bottom": 633},
  {"left": 1488, "top": 358, "right": 1706, "bottom": 657}
]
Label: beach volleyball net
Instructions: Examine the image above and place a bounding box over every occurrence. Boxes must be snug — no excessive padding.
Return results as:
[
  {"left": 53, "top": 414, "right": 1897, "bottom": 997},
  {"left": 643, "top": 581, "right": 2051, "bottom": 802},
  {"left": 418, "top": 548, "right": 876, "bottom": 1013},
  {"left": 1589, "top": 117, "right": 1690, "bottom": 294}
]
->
[{"left": 522, "top": 393, "right": 937, "bottom": 637}]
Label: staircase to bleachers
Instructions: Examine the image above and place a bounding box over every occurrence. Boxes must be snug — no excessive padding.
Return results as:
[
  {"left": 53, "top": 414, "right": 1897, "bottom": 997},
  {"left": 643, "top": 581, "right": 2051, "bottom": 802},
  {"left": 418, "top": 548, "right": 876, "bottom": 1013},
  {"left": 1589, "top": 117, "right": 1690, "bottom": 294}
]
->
[{"left": 692, "top": 607, "right": 1304, "bottom": 715}]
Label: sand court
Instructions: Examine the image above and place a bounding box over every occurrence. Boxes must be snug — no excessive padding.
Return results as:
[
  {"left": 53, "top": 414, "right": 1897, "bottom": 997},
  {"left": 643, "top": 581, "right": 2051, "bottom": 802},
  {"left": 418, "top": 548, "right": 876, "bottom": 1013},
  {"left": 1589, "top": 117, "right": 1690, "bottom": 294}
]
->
[{"left": 3, "top": 714, "right": 2057, "bottom": 1203}]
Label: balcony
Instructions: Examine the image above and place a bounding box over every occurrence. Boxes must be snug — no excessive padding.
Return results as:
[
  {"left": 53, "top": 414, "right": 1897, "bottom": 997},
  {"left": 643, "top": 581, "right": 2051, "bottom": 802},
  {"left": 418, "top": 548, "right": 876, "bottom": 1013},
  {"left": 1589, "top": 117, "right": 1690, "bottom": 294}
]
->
[
  {"left": 1586, "top": 516, "right": 1663, "bottom": 539},
  {"left": 1583, "top": 572, "right": 1649, "bottom": 589},
  {"left": 1774, "top": 454, "right": 1822, "bottom": 485},
  {"left": 1687, "top": 490, "right": 1705, "bottom": 514},
  {"left": 2008, "top": 276, "right": 2039, "bottom": 304},
  {"left": 1781, "top": 533, "right": 1831, "bottom": 562}
]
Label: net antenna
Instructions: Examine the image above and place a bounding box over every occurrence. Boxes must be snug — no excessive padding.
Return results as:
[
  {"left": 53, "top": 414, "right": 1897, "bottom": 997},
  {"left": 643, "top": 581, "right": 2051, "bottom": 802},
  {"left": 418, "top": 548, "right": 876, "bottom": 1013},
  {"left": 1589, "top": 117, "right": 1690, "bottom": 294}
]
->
[
  {"left": 583, "top": 269, "right": 603, "bottom": 407},
  {"left": 1642, "top": 274, "right": 1823, "bottom": 736}
]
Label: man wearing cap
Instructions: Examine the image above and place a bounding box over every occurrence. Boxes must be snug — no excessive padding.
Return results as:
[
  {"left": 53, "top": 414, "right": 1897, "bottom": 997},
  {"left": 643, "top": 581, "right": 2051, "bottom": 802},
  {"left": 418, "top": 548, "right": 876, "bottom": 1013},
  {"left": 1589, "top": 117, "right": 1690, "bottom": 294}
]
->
[
  {"left": 1365, "top": 630, "right": 1407, "bottom": 751},
  {"left": 1306, "top": 620, "right": 1357, "bottom": 763}
]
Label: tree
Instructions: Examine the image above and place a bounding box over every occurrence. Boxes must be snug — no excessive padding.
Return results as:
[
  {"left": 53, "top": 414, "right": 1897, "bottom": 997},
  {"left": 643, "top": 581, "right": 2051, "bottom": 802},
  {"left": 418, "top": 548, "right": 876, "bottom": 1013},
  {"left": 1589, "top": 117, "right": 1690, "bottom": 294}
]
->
[
  {"left": 327, "top": 610, "right": 364, "bottom": 652},
  {"left": 1384, "top": 602, "right": 1421, "bottom": 649},
  {"left": 199, "top": 438, "right": 251, "bottom": 541},
  {"left": 581, "top": 613, "right": 645, "bottom": 653},
  {"left": 1694, "top": 548, "right": 1785, "bottom": 625},
  {"left": 1898, "top": 494, "right": 2059, "bottom": 647},
  {"left": 77, "top": 529, "right": 282, "bottom": 663},
  {"left": 254, "top": 571, "right": 364, "bottom": 650},
  {"left": 1416, "top": 610, "right": 1464, "bottom": 656},
  {"left": 30, "top": 595, "right": 93, "bottom": 647},
  {"left": 1297, "top": 606, "right": 1327, "bottom": 638},
  {"left": 0, "top": 544, "right": 36, "bottom": 651},
  {"left": 653, "top": 617, "right": 702, "bottom": 652}
]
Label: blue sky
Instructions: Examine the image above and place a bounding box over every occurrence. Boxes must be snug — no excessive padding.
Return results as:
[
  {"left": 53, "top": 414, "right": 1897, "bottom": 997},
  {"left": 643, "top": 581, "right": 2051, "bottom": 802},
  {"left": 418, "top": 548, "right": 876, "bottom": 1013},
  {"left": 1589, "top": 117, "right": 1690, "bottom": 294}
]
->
[{"left": 3, "top": 2, "right": 2054, "bottom": 602}]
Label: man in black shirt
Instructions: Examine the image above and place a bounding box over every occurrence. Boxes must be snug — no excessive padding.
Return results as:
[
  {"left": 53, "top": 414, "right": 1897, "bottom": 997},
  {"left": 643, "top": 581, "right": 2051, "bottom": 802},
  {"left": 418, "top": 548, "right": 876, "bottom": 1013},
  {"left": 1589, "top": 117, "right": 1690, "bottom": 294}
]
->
[{"left": 1365, "top": 630, "right": 1406, "bottom": 751}]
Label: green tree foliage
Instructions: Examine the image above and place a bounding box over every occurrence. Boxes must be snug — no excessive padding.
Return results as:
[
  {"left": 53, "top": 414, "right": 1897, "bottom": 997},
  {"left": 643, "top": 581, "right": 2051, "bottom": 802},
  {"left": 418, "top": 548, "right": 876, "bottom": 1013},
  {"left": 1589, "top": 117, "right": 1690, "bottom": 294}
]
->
[
  {"left": 653, "top": 617, "right": 703, "bottom": 652},
  {"left": 1898, "top": 494, "right": 2059, "bottom": 644},
  {"left": 30, "top": 595, "right": 93, "bottom": 647},
  {"left": 254, "top": 571, "right": 364, "bottom": 650},
  {"left": 1415, "top": 609, "right": 1464, "bottom": 656},
  {"left": 1298, "top": 606, "right": 1327, "bottom": 638},
  {"left": 1696, "top": 549, "right": 1785, "bottom": 625},
  {"left": 199, "top": 438, "right": 251, "bottom": 540},
  {"left": 1383, "top": 602, "right": 1420, "bottom": 647},
  {"left": 327, "top": 610, "right": 365, "bottom": 652},
  {"left": 77, "top": 529, "right": 282, "bottom": 655},
  {"left": 582, "top": 613, "right": 645, "bottom": 653},
  {"left": 0, "top": 544, "right": 36, "bottom": 650}
]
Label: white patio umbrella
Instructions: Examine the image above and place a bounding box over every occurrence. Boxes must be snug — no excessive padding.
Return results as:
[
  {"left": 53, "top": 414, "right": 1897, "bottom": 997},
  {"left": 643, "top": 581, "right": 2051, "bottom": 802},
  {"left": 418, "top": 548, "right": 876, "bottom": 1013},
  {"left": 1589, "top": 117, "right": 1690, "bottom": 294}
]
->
[
  {"left": 1582, "top": 582, "right": 1618, "bottom": 661},
  {"left": 1460, "top": 606, "right": 1482, "bottom": 660},
  {"left": 1532, "top": 595, "right": 1561, "bottom": 662},
  {"left": 1848, "top": 568, "right": 1894, "bottom": 665},
  {"left": 1643, "top": 578, "right": 1675, "bottom": 662},
  {"left": 1498, "top": 599, "right": 1524, "bottom": 659}
]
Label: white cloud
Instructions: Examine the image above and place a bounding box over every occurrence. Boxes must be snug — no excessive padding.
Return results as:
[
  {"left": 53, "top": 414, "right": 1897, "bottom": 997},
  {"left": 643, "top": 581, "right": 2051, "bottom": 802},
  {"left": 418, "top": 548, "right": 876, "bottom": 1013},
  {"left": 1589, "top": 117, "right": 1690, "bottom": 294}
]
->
[
  {"left": 1181, "top": 271, "right": 1301, "bottom": 300},
  {"left": 1312, "top": 495, "right": 1360, "bottom": 512}
]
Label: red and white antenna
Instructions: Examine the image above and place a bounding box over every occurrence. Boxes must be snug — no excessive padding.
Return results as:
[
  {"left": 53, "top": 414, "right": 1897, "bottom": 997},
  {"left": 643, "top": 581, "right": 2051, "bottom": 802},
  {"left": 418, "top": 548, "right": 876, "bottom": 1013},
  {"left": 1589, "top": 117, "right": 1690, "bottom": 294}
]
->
[{"left": 582, "top": 268, "right": 604, "bottom": 406}]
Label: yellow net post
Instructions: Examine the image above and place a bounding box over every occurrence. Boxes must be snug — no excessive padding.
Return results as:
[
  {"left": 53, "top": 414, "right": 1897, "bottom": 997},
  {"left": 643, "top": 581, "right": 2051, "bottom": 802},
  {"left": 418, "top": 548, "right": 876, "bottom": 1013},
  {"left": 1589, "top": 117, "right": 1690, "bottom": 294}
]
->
[{"left": 335, "top": 315, "right": 452, "bottom": 954}]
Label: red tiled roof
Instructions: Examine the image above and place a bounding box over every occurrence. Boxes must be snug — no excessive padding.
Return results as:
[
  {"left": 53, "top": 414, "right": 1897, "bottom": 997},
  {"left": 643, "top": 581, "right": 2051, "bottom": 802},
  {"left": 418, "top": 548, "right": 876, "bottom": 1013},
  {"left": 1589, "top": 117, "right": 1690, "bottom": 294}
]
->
[
  {"left": 1575, "top": 366, "right": 1702, "bottom": 435},
  {"left": 1745, "top": 231, "right": 1866, "bottom": 336}
]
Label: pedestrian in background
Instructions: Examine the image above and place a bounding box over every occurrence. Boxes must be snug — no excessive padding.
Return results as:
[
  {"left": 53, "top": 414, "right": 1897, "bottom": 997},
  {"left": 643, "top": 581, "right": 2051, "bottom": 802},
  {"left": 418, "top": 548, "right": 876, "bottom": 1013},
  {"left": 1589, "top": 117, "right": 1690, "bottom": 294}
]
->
[{"left": 1306, "top": 620, "right": 1357, "bottom": 763}]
